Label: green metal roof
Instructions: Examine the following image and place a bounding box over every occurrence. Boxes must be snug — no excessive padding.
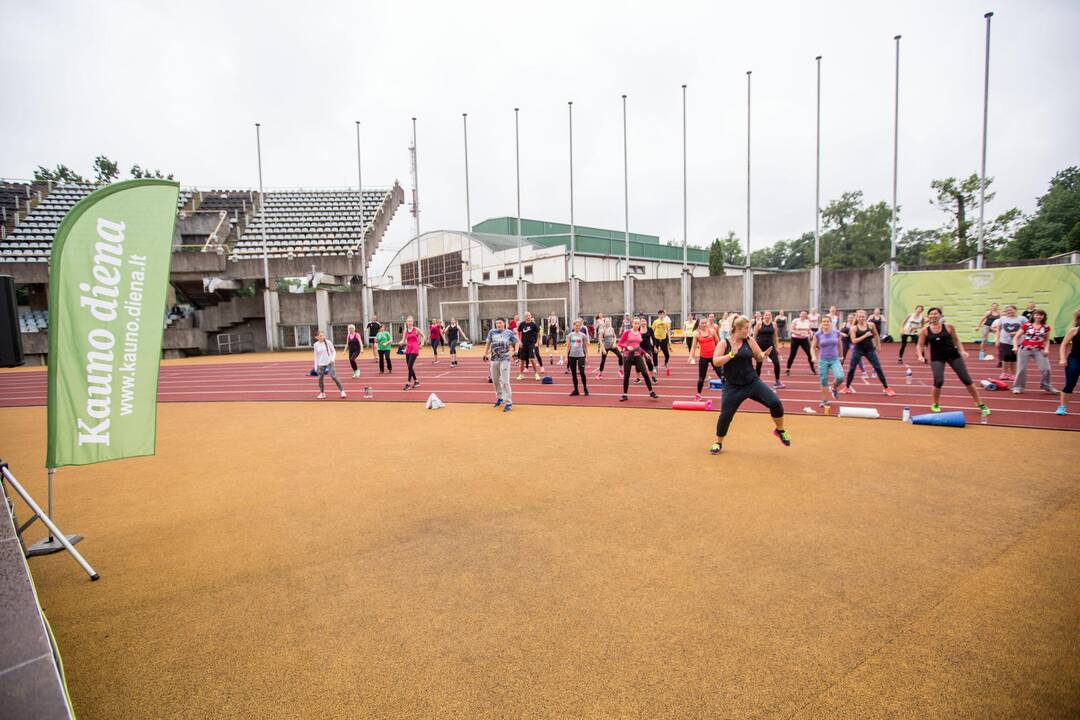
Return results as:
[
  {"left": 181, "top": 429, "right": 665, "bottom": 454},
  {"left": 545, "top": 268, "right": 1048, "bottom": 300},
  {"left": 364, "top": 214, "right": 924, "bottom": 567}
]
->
[{"left": 472, "top": 217, "right": 708, "bottom": 264}]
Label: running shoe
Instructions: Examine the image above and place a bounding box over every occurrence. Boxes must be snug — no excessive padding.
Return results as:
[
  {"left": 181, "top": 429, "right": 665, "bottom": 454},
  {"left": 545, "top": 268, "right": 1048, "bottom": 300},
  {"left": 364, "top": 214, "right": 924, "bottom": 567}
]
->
[
  {"left": 584, "top": 389, "right": 590, "bottom": 396},
  {"left": 773, "top": 429, "right": 792, "bottom": 446},
  {"left": 774, "top": 381, "right": 785, "bottom": 389},
  {"left": 619, "top": 370, "right": 624, "bottom": 379},
  {"left": 494, "top": 399, "right": 503, "bottom": 407},
  {"left": 487, "top": 377, "right": 493, "bottom": 383},
  {"left": 930, "top": 403, "right": 941, "bottom": 413},
  {"left": 979, "top": 404, "right": 991, "bottom": 417},
  {"left": 649, "top": 391, "right": 658, "bottom": 399},
  {"left": 1056, "top": 405, "right": 1068, "bottom": 415},
  {"left": 317, "top": 393, "right": 326, "bottom": 399},
  {"left": 402, "top": 384, "right": 410, "bottom": 391},
  {"left": 694, "top": 393, "right": 702, "bottom": 401},
  {"left": 619, "top": 394, "right": 628, "bottom": 402},
  {"left": 634, "top": 378, "right": 642, "bottom": 385},
  {"left": 784, "top": 369, "right": 791, "bottom": 377},
  {"left": 666, "top": 367, "right": 671, "bottom": 376},
  {"left": 569, "top": 390, "right": 580, "bottom": 396},
  {"left": 1042, "top": 385, "right": 1058, "bottom": 394},
  {"left": 861, "top": 374, "right": 870, "bottom": 385},
  {"left": 503, "top": 402, "right": 512, "bottom": 412},
  {"left": 709, "top": 443, "right": 722, "bottom": 455},
  {"left": 819, "top": 400, "right": 830, "bottom": 409},
  {"left": 595, "top": 372, "right": 603, "bottom": 379},
  {"left": 352, "top": 370, "right": 360, "bottom": 379},
  {"left": 413, "top": 382, "right": 421, "bottom": 388},
  {"left": 433, "top": 360, "right": 439, "bottom": 365},
  {"left": 517, "top": 373, "right": 525, "bottom": 381},
  {"left": 534, "top": 372, "right": 541, "bottom": 381},
  {"left": 340, "top": 391, "right": 347, "bottom": 399},
  {"left": 883, "top": 387, "right": 896, "bottom": 397},
  {"left": 1012, "top": 387, "right": 1022, "bottom": 394},
  {"left": 838, "top": 386, "right": 851, "bottom": 395},
  {"left": 831, "top": 385, "right": 840, "bottom": 400}
]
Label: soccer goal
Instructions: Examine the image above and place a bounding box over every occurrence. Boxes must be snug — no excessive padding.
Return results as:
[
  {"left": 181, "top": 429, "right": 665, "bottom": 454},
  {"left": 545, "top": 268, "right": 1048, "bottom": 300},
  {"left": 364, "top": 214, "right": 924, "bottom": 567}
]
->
[{"left": 437, "top": 297, "right": 568, "bottom": 342}]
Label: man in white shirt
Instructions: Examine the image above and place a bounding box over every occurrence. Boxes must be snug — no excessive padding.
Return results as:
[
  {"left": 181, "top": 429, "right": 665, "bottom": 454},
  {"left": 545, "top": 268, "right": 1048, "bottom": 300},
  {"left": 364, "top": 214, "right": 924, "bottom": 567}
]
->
[{"left": 313, "top": 330, "right": 347, "bottom": 399}]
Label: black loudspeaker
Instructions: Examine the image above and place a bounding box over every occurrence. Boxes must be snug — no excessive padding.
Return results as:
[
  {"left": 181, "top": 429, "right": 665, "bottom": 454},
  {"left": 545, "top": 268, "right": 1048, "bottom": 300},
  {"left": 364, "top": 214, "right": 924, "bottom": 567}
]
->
[{"left": 0, "top": 275, "right": 25, "bottom": 367}]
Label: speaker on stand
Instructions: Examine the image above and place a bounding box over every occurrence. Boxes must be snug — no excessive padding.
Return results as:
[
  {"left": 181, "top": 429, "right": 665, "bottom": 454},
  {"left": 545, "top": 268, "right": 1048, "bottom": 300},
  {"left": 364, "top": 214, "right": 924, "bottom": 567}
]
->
[{"left": 0, "top": 275, "right": 25, "bottom": 367}]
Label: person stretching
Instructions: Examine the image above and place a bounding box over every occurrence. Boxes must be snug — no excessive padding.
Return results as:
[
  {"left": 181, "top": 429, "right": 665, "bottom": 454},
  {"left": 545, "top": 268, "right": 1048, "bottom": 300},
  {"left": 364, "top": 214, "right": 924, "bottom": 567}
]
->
[
  {"left": 752, "top": 310, "right": 783, "bottom": 388},
  {"left": 345, "top": 323, "right": 363, "bottom": 379},
  {"left": 375, "top": 324, "right": 393, "bottom": 374},
  {"left": 652, "top": 309, "right": 673, "bottom": 375},
  {"left": 709, "top": 315, "right": 789, "bottom": 455},
  {"left": 917, "top": 307, "right": 990, "bottom": 417},
  {"left": 992, "top": 305, "right": 1023, "bottom": 380},
  {"left": 596, "top": 317, "right": 623, "bottom": 379},
  {"left": 1057, "top": 309, "right": 1079, "bottom": 415},
  {"left": 1012, "top": 309, "right": 1056, "bottom": 395},
  {"left": 976, "top": 302, "right": 1000, "bottom": 360},
  {"left": 546, "top": 312, "right": 561, "bottom": 363},
  {"left": 366, "top": 315, "right": 381, "bottom": 360},
  {"left": 483, "top": 318, "right": 518, "bottom": 412},
  {"left": 566, "top": 318, "right": 590, "bottom": 396},
  {"left": 811, "top": 315, "right": 845, "bottom": 409},
  {"left": 312, "top": 329, "right": 346, "bottom": 399},
  {"left": 445, "top": 318, "right": 464, "bottom": 368},
  {"left": 400, "top": 316, "right": 424, "bottom": 390},
  {"left": 785, "top": 310, "right": 815, "bottom": 375},
  {"left": 842, "top": 310, "right": 894, "bottom": 396},
  {"left": 618, "top": 316, "right": 658, "bottom": 401},
  {"left": 689, "top": 313, "right": 724, "bottom": 401},
  {"left": 899, "top": 305, "right": 925, "bottom": 363}
]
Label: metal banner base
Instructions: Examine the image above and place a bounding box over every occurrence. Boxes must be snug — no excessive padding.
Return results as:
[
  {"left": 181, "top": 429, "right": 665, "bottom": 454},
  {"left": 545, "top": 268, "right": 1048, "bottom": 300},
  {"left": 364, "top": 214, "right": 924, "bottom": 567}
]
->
[{"left": 27, "top": 534, "right": 84, "bottom": 557}]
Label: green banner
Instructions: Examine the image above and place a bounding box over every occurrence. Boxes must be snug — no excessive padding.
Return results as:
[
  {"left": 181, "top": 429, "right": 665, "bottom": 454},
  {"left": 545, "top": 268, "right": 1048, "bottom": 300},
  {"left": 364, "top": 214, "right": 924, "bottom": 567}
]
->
[
  {"left": 890, "top": 264, "right": 1080, "bottom": 340},
  {"left": 46, "top": 180, "right": 179, "bottom": 468}
]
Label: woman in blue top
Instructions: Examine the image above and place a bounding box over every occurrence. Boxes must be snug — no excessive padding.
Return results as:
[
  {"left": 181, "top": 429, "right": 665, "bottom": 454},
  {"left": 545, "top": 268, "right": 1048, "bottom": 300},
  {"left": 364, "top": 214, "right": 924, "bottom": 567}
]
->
[
  {"left": 565, "top": 318, "right": 590, "bottom": 397},
  {"left": 811, "top": 315, "right": 845, "bottom": 410}
]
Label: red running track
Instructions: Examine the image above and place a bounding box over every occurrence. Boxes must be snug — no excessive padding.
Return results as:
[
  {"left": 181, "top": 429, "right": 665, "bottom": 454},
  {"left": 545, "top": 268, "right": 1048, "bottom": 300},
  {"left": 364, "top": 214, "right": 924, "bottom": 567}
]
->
[{"left": 0, "top": 344, "right": 1074, "bottom": 431}]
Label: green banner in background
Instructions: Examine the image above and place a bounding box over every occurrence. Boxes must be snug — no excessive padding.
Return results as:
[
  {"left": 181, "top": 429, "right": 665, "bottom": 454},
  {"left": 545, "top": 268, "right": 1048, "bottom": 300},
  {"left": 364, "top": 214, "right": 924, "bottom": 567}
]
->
[
  {"left": 46, "top": 180, "right": 179, "bottom": 468},
  {"left": 889, "top": 264, "right": 1080, "bottom": 340}
]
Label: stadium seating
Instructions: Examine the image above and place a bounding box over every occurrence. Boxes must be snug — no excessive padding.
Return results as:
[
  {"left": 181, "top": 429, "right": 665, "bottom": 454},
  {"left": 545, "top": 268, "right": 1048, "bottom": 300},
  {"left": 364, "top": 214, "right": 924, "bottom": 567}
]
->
[
  {"left": 18, "top": 308, "right": 48, "bottom": 333},
  {"left": 232, "top": 189, "right": 389, "bottom": 260},
  {"left": 0, "top": 183, "right": 96, "bottom": 261}
]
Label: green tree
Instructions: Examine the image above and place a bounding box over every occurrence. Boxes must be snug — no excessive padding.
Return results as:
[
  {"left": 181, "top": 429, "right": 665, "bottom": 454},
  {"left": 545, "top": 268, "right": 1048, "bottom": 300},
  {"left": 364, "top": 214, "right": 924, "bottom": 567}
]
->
[
  {"left": 708, "top": 239, "right": 725, "bottom": 275},
  {"left": 930, "top": 175, "right": 984, "bottom": 259},
  {"left": 1003, "top": 166, "right": 1080, "bottom": 259},
  {"left": 33, "top": 164, "right": 87, "bottom": 183},
  {"left": 819, "top": 191, "right": 891, "bottom": 268},
  {"left": 93, "top": 155, "right": 119, "bottom": 184},
  {"left": 130, "top": 164, "right": 175, "bottom": 180},
  {"left": 709, "top": 231, "right": 744, "bottom": 275},
  {"left": 896, "top": 228, "right": 938, "bottom": 266}
]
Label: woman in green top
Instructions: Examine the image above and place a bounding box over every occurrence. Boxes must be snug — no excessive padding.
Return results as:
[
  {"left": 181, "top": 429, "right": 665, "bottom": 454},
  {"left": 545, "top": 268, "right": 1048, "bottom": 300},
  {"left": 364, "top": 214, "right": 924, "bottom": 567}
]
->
[{"left": 375, "top": 325, "right": 393, "bottom": 374}]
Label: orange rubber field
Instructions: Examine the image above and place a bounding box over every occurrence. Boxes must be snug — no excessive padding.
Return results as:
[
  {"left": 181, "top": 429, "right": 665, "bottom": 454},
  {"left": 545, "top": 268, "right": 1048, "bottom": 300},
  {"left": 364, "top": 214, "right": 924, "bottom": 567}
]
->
[{"left": 2, "top": 401, "right": 1079, "bottom": 719}]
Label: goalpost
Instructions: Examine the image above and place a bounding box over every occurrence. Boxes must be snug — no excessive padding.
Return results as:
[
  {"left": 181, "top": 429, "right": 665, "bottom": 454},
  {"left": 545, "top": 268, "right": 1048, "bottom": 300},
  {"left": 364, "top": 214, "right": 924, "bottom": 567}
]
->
[{"left": 438, "top": 297, "right": 568, "bottom": 343}]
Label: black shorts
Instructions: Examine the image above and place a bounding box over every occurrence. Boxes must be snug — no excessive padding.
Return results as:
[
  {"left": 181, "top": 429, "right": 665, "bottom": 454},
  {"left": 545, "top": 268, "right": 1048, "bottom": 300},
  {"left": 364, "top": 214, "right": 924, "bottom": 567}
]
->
[
  {"left": 999, "top": 343, "right": 1016, "bottom": 363},
  {"left": 367, "top": 336, "right": 377, "bottom": 347},
  {"left": 519, "top": 344, "right": 536, "bottom": 360}
]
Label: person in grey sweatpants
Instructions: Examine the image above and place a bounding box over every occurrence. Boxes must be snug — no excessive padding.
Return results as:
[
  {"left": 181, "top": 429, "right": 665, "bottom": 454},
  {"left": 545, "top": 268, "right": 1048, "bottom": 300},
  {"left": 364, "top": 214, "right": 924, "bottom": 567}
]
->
[
  {"left": 484, "top": 318, "right": 518, "bottom": 411},
  {"left": 1012, "top": 309, "right": 1056, "bottom": 394}
]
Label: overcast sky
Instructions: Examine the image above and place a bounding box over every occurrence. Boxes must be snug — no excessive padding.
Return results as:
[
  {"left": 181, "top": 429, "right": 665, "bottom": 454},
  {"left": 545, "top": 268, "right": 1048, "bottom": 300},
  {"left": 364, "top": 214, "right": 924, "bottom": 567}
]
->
[{"left": 3, "top": 0, "right": 1078, "bottom": 275}]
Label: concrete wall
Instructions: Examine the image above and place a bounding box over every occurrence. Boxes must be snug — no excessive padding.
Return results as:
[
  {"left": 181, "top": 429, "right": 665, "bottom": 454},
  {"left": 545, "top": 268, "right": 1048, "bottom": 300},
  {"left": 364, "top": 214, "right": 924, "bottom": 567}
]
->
[
  {"left": 579, "top": 280, "right": 624, "bottom": 317},
  {"left": 277, "top": 293, "right": 317, "bottom": 325},
  {"left": 691, "top": 275, "right": 744, "bottom": 313},
  {"left": 755, "top": 272, "right": 809, "bottom": 312},
  {"left": 822, "top": 268, "right": 884, "bottom": 312},
  {"left": 636, "top": 277, "right": 683, "bottom": 315}
]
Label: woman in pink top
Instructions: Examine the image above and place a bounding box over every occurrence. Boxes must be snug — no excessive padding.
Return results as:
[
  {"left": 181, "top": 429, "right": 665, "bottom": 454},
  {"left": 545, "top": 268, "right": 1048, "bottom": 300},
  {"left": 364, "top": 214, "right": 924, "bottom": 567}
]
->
[
  {"left": 429, "top": 320, "right": 443, "bottom": 364},
  {"left": 617, "top": 316, "right": 658, "bottom": 402},
  {"left": 400, "top": 315, "right": 425, "bottom": 390}
]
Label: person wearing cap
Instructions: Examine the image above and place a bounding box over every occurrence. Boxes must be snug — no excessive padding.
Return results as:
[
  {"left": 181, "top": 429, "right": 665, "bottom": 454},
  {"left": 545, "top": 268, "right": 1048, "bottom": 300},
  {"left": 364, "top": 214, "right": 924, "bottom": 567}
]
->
[{"left": 651, "top": 309, "right": 673, "bottom": 376}]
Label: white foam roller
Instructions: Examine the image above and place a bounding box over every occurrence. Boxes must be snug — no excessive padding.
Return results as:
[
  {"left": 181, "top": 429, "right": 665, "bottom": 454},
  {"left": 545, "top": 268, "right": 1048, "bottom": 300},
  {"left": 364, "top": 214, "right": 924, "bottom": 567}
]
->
[{"left": 838, "top": 406, "right": 880, "bottom": 419}]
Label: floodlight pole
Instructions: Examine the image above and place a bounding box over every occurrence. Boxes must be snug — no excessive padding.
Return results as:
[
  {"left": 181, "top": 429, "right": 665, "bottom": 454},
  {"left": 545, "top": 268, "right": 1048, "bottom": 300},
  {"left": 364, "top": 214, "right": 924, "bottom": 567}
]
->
[
  {"left": 255, "top": 123, "right": 275, "bottom": 350},
  {"left": 812, "top": 56, "right": 822, "bottom": 314},
  {"left": 515, "top": 107, "right": 526, "bottom": 318},
  {"left": 975, "top": 12, "right": 993, "bottom": 270},
  {"left": 463, "top": 113, "right": 473, "bottom": 283},
  {"left": 622, "top": 93, "right": 631, "bottom": 316},
  {"left": 681, "top": 84, "right": 690, "bottom": 325},
  {"left": 355, "top": 120, "right": 370, "bottom": 331},
  {"left": 568, "top": 100, "right": 578, "bottom": 321},
  {"left": 744, "top": 71, "right": 752, "bottom": 318},
  {"left": 410, "top": 117, "right": 425, "bottom": 329},
  {"left": 887, "top": 35, "right": 901, "bottom": 326}
]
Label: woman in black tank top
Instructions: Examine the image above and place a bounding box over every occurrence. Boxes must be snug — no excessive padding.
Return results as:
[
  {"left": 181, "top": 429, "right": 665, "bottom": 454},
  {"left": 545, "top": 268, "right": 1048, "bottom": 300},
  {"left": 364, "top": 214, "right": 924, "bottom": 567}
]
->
[
  {"left": 752, "top": 310, "right": 783, "bottom": 387},
  {"left": 917, "top": 306, "right": 990, "bottom": 416},
  {"left": 1058, "top": 310, "right": 1080, "bottom": 415},
  {"left": 978, "top": 302, "right": 1001, "bottom": 359},
  {"left": 709, "top": 315, "right": 789, "bottom": 455}
]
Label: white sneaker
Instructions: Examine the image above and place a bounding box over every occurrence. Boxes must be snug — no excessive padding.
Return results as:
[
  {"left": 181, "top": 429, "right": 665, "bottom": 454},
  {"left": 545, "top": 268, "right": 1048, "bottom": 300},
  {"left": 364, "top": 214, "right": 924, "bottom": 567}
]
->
[
  {"left": 317, "top": 393, "right": 326, "bottom": 399},
  {"left": 340, "top": 391, "right": 347, "bottom": 398}
]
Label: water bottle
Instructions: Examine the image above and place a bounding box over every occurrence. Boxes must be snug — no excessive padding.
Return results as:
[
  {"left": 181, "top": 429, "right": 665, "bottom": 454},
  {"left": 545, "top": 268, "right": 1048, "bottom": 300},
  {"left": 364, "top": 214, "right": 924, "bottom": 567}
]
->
[
  {"left": 905, "top": 367, "right": 912, "bottom": 385},
  {"left": 980, "top": 411, "right": 988, "bottom": 425},
  {"left": 363, "top": 385, "right": 373, "bottom": 399},
  {"left": 902, "top": 406, "right": 910, "bottom": 423}
]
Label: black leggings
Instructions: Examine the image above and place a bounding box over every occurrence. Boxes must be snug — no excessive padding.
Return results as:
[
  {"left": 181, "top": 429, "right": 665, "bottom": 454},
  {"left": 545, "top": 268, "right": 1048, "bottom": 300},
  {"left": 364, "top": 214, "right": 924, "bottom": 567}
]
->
[
  {"left": 899, "top": 334, "right": 918, "bottom": 361},
  {"left": 656, "top": 337, "right": 670, "bottom": 365},
  {"left": 406, "top": 352, "right": 418, "bottom": 382},
  {"left": 568, "top": 356, "right": 587, "bottom": 392},
  {"left": 715, "top": 378, "right": 784, "bottom": 438},
  {"left": 622, "top": 352, "right": 654, "bottom": 394},
  {"left": 755, "top": 344, "right": 780, "bottom": 382},
  {"left": 599, "top": 347, "right": 623, "bottom": 372},
  {"left": 787, "top": 337, "right": 815, "bottom": 372},
  {"left": 431, "top": 339, "right": 440, "bottom": 357},
  {"left": 348, "top": 348, "right": 361, "bottom": 372},
  {"left": 697, "top": 357, "right": 723, "bottom": 393},
  {"left": 378, "top": 349, "right": 392, "bottom": 372},
  {"left": 931, "top": 356, "right": 972, "bottom": 387},
  {"left": 845, "top": 347, "right": 887, "bottom": 388}
]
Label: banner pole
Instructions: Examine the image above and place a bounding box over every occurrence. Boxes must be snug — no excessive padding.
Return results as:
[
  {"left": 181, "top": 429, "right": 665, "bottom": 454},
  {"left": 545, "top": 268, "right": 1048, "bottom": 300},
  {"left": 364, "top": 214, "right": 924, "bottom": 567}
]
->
[
  {"left": 3, "top": 463, "right": 97, "bottom": 580},
  {"left": 26, "top": 467, "right": 83, "bottom": 556}
]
